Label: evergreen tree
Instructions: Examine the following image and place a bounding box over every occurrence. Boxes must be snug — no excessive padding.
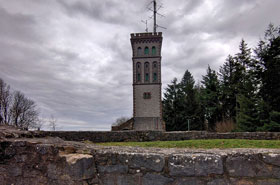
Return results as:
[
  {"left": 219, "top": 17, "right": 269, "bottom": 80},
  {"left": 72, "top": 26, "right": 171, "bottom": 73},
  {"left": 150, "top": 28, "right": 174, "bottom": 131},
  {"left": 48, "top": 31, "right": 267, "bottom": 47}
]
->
[
  {"left": 235, "top": 39, "right": 259, "bottom": 131},
  {"left": 219, "top": 55, "right": 237, "bottom": 122},
  {"left": 257, "top": 24, "right": 280, "bottom": 112},
  {"left": 162, "top": 24, "right": 280, "bottom": 132},
  {"left": 201, "top": 65, "right": 221, "bottom": 131},
  {"left": 180, "top": 70, "right": 204, "bottom": 130},
  {"left": 163, "top": 70, "right": 205, "bottom": 131},
  {"left": 255, "top": 24, "right": 280, "bottom": 129},
  {"left": 163, "top": 78, "right": 184, "bottom": 131}
]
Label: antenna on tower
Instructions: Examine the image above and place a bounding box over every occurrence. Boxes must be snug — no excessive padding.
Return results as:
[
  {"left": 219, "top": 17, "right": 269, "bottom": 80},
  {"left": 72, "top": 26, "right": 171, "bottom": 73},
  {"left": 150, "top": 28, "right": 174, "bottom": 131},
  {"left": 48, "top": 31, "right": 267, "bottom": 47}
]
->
[
  {"left": 153, "top": 0, "right": 157, "bottom": 33},
  {"left": 141, "top": 20, "right": 149, "bottom": 32},
  {"left": 147, "top": 0, "right": 166, "bottom": 33}
]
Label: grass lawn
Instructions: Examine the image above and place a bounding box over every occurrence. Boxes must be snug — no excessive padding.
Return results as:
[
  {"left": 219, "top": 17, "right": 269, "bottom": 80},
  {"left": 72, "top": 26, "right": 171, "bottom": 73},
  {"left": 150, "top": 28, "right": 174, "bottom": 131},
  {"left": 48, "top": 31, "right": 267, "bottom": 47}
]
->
[{"left": 94, "top": 139, "right": 280, "bottom": 149}]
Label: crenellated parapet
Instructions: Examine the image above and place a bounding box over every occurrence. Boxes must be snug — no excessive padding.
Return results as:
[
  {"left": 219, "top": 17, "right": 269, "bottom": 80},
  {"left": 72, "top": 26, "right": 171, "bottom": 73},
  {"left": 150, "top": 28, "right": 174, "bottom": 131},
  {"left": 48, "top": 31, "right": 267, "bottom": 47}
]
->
[
  {"left": 130, "top": 32, "right": 162, "bottom": 43},
  {"left": 131, "top": 32, "right": 162, "bottom": 38}
]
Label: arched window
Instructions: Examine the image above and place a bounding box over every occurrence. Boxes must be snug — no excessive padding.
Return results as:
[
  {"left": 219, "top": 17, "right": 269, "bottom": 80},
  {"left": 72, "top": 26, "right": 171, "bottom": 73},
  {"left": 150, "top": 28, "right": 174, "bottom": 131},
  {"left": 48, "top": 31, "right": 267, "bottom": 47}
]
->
[
  {"left": 136, "top": 62, "right": 141, "bottom": 82},
  {"left": 153, "top": 61, "right": 157, "bottom": 68},
  {"left": 137, "top": 47, "right": 142, "bottom": 56},
  {"left": 153, "top": 73, "right": 157, "bottom": 81},
  {"left": 144, "top": 62, "right": 150, "bottom": 82},
  {"left": 152, "top": 46, "right": 156, "bottom": 55},
  {"left": 152, "top": 61, "right": 157, "bottom": 82},
  {"left": 144, "top": 47, "right": 149, "bottom": 55},
  {"left": 137, "top": 74, "right": 141, "bottom": 82}
]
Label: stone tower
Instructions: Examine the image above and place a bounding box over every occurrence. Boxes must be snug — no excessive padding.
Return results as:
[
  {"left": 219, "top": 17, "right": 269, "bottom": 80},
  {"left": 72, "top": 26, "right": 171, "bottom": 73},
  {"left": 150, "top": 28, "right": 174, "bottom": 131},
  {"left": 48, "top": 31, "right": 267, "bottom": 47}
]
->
[{"left": 130, "top": 32, "right": 165, "bottom": 131}]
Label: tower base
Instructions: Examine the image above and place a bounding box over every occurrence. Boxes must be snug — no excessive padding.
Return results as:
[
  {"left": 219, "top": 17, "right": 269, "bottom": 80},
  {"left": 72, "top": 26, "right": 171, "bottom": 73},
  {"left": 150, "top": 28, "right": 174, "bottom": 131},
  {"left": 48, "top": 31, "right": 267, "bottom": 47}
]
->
[
  {"left": 133, "top": 117, "right": 164, "bottom": 131},
  {"left": 111, "top": 117, "right": 165, "bottom": 131}
]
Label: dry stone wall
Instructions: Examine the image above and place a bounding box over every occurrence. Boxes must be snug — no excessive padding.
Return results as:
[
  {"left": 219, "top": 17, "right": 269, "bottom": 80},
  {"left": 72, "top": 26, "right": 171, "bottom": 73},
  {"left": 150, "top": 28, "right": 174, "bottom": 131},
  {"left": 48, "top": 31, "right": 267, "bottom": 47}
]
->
[
  {"left": 40, "top": 130, "right": 280, "bottom": 142},
  {"left": 1, "top": 137, "right": 280, "bottom": 185},
  {"left": 1, "top": 126, "right": 280, "bottom": 185}
]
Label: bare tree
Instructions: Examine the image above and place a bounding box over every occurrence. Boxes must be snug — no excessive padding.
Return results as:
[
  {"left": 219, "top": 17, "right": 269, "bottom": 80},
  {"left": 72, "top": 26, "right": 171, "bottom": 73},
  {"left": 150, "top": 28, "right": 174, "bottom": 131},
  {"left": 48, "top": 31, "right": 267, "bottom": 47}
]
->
[
  {"left": 0, "top": 79, "right": 11, "bottom": 124},
  {"left": 48, "top": 115, "right": 57, "bottom": 131},
  {"left": 34, "top": 117, "right": 44, "bottom": 131},
  {"left": 10, "top": 91, "right": 23, "bottom": 127},
  {"left": 0, "top": 79, "right": 3, "bottom": 124},
  {"left": 10, "top": 91, "right": 39, "bottom": 130},
  {"left": 19, "top": 98, "right": 39, "bottom": 130},
  {"left": 0, "top": 79, "right": 40, "bottom": 129},
  {"left": 112, "top": 116, "right": 130, "bottom": 126}
]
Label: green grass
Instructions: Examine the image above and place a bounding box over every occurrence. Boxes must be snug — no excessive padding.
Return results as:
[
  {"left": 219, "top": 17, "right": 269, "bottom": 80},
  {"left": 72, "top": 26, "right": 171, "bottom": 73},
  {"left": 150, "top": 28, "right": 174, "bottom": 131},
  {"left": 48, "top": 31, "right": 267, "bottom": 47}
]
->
[{"left": 94, "top": 139, "right": 280, "bottom": 149}]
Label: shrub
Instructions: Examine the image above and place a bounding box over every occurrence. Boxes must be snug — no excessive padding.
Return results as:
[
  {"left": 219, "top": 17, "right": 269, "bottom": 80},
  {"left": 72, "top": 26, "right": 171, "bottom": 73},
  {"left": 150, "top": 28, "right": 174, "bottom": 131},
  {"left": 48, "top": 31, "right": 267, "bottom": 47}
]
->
[{"left": 215, "top": 120, "right": 235, "bottom": 132}]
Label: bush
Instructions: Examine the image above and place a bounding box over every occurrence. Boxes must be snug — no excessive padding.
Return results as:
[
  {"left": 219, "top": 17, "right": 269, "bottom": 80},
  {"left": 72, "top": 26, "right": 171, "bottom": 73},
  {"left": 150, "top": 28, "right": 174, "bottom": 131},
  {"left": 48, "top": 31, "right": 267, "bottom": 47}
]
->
[{"left": 215, "top": 120, "right": 235, "bottom": 132}]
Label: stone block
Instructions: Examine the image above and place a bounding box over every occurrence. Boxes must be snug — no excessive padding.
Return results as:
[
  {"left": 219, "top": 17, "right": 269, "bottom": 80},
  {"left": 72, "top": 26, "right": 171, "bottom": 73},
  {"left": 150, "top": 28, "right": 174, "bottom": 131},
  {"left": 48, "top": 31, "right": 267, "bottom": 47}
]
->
[
  {"left": 117, "top": 174, "right": 141, "bottom": 185},
  {"left": 101, "top": 174, "right": 141, "bottom": 185},
  {"left": 226, "top": 154, "right": 280, "bottom": 178},
  {"left": 168, "top": 155, "right": 195, "bottom": 176},
  {"left": 262, "top": 153, "right": 280, "bottom": 166},
  {"left": 142, "top": 173, "right": 173, "bottom": 185},
  {"left": 229, "top": 178, "right": 255, "bottom": 185},
  {"left": 63, "top": 154, "right": 95, "bottom": 180},
  {"left": 14, "top": 154, "right": 28, "bottom": 163},
  {"left": 128, "top": 154, "right": 165, "bottom": 172},
  {"left": 47, "top": 163, "right": 61, "bottom": 180},
  {"left": 97, "top": 164, "right": 128, "bottom": 173},
  {"left": 207, "top": 179, "right": 230, "bottom": 185},
  {"left": 195, "top": 155, "right": 223, "bottom": 176},
  {"left": 8, "top": 165, "right": 22, "bottom": 177},
  {"left": 174, "top": 177, "right": 205, "bottom": 185},
  {"left": 256, "top": 179, "right": 280, "bottom": 185},
  {"left": 168, "top": 154, "right": 223, "bottom": 176}
]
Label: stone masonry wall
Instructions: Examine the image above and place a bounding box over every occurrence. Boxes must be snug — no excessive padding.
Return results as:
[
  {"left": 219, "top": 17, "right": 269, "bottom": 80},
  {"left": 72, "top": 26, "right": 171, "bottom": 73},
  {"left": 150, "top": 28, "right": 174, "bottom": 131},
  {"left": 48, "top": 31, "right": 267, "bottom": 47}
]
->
[
  {"left": 38, "top": 131, "right": 280, "bottom": 143},
  {"left": 134, "top": 85, "right": 161, "bottom": 118},
  {"left": 1, "top": 137, "right": 280, "bottom": 185}
]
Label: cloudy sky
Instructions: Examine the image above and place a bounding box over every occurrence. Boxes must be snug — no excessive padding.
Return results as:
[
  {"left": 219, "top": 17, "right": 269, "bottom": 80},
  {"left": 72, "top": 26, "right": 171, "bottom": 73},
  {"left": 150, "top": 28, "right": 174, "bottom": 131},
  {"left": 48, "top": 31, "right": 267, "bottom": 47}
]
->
[{"left": 0, "top": 0, "right": 279, "bottom": 130}]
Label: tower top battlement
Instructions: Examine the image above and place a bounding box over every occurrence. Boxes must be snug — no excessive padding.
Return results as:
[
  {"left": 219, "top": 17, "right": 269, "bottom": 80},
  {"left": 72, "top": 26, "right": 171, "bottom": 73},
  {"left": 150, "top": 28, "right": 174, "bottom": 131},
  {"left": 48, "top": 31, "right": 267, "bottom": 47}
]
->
[{"left": 130, "top": 32, "right": 162, "bottom": 39}]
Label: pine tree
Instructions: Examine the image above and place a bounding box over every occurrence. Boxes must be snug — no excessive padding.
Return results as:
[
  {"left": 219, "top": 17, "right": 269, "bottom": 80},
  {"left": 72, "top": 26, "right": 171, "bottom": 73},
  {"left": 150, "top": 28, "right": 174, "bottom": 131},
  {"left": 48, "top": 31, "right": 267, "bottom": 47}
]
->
[
  {"left": 201, "top": 65, "right": 221, "bottom": 131},
  {"left": 219, "top": 55, "right": 237, "bottom": 122},
  {"left": 235, "top": 39, "right": 259, "bottom": 131},
  {"left": 258, "top": 24, "right": 280, "bottom": 112},
  {"left": 180, "top": 70, "right": 204, "bottom": 131},
  {"left": 255, "top": 24, "right": 280, "bottom": 129},
  {"left": 259, "top": 111, "right": 280, "bottom": 132},
  {"left": 163, "top": 78, "right": 184, "bottom": 131}
]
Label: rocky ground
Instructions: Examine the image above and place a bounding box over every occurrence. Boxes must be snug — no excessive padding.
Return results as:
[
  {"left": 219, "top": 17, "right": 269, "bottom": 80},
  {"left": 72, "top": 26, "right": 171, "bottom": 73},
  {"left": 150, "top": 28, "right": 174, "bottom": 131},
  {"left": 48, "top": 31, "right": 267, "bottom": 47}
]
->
[{"left": 1, "top": 125, "right": 280, "bottom": 185}]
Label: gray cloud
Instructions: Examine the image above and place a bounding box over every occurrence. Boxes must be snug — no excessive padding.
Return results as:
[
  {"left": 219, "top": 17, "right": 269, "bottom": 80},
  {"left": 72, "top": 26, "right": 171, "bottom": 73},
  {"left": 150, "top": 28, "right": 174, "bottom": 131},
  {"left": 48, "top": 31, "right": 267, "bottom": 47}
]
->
[
  {"left": 0, "top": 7, "right": 38, "bottom": 43},
  {"left": 56, "top": 0, "right": 149, "bottom": 25},
  {"left": 0, "top": 0, "right": 280, "bottom": 130}
]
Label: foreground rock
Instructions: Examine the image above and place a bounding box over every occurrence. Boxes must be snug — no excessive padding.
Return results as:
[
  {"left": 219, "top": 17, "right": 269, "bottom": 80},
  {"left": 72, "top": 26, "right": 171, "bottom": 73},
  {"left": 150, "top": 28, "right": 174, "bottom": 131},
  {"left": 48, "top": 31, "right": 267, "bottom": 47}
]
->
[{"left": 1, "top": 126, "right": 280, "bottom": 185}]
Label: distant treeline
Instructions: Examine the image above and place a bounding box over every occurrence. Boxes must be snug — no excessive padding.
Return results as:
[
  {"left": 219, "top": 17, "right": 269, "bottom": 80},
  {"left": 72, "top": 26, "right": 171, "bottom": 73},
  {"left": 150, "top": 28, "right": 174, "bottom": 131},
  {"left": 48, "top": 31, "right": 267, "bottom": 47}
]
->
[
  {"left": 163, "top": 24, "right": 280, "bottom": 132},
  {"left": 0, "top": 78, "right": 40, "bottom": 130}
]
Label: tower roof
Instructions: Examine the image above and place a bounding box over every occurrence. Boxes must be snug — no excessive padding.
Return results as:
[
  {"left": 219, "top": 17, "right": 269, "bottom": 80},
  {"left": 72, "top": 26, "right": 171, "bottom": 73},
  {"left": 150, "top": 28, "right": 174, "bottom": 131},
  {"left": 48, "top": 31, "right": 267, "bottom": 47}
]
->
[
  {"left": 130, "top": 32, "right": 162, "bottom": 44},
  {"left": 130, "top": 32, "right": 162, "bottom": 39}
]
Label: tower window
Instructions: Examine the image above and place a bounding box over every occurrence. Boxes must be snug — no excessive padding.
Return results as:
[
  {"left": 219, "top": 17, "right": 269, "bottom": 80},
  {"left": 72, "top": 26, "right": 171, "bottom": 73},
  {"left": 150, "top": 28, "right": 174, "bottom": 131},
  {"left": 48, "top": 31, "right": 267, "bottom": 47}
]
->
[
  {"left": 144, "top": 62, "right": 150, "bottom": 82},
  {"left": 152, "top": 46, "right": 156, "bottom": 55},
  {"left": 144, "top": 47, "right": 149, "bottom": 55},
  {"left": 136, "top": 62, "right": 141, "bottom": 82},
  {"left": 145, "top": 73, "right": 149, "bottom": 82},
  {"left": 152, "top": 61, "right": 157, "bottom": 82},
  {"left": 143, "top": 92, "right": 151, "bottom": 99},
  {"left": 153, "top": 73, "right": 157, "bottom": 81},
  {"left": 153, "top": 62, "right": 157, "bottom": 68},
  {"left": 137, "top": 74, "right": 141, "bottom": 82},
  {"left": 137, "top": 47, "right": 142, "bottom": 56},
  {"left": 145, "top": 63, "right": 149, "bottom": 68}
]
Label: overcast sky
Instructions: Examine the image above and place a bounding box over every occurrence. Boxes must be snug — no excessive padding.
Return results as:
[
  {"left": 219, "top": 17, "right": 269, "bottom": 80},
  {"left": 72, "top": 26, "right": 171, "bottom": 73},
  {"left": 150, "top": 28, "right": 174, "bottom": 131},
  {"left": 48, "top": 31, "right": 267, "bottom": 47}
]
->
[{"left": 0, "top": 0, "right": 280, "bottom": 131}]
